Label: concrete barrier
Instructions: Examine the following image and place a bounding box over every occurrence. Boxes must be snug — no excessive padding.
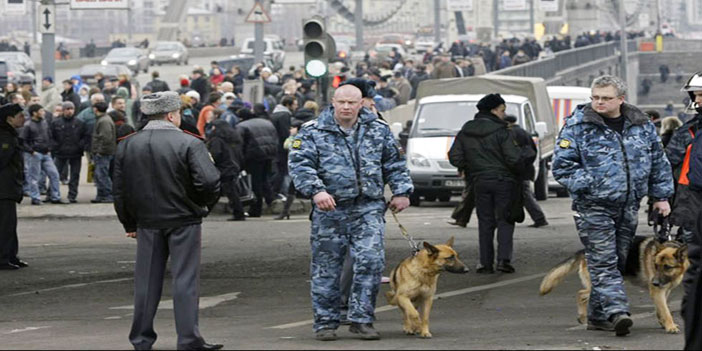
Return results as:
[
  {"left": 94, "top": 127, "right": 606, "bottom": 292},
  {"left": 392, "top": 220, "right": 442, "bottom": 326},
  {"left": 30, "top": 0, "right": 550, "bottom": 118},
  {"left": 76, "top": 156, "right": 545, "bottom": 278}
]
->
[{"left": 37, "top": 46, "right": 241, "bottom": 71}]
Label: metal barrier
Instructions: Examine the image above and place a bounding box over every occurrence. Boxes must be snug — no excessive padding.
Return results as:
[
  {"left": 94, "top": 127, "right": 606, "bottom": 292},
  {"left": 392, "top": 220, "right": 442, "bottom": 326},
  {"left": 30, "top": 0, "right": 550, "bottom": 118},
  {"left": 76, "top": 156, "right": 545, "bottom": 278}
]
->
[{"left": 490, "top": 40, "right": 638, "bottom": 80}]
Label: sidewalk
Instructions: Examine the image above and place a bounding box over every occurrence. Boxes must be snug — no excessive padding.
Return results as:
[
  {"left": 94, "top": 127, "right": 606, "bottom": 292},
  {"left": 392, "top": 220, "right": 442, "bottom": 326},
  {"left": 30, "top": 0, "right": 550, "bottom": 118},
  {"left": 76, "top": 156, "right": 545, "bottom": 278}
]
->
[{"left": 17, "top": 158, "right": 311, "bottom": 219}]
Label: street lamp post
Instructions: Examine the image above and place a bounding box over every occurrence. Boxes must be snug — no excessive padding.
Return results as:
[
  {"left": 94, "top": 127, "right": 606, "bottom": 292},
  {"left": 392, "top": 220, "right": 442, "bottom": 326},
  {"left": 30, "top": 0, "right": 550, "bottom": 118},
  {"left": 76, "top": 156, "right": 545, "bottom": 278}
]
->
[{"left": 619, "top": 0, "right": 628, "bottom": 82}]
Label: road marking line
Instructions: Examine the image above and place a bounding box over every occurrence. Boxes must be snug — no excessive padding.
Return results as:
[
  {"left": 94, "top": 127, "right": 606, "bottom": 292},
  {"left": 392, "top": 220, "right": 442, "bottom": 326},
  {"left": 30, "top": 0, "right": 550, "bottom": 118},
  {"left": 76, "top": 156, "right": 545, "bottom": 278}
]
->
[
  {"left": 110, "top": 292, "right": 240, "bottom": 310},
  {"left": 566, "top": 299, "right": 682, "bottom": 331},
  {"left": 268, "top": 273, "right": 546, "bottom": 329},
  {"left": 4, "top": 277, "right": 133, "bottom": 297},
  {"left": 4, "top": 326, "right": 51, "bottom": 335}
]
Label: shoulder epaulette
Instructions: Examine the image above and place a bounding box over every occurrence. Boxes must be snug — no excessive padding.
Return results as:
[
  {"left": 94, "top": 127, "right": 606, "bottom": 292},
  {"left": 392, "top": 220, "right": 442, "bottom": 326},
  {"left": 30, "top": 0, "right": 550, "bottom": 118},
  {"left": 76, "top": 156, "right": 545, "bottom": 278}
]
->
[
  {"left": 183, "top": 129, "right": 205, "bottom": 140},
  {"left": 301, "top": 120, "right": 317, "bottom": 128},
  {"left": 117, "top": 132, "right": 137, "bottom": 142}
]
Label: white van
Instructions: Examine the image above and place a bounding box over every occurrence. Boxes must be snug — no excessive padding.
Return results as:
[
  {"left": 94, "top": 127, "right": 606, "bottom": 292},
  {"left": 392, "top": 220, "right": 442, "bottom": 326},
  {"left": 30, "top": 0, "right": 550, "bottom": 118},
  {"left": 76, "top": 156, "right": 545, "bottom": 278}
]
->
[
  {"left": 546, "top": 86, "right": 591, "bottom": 197},
  {"left": 407, "top": 94, "right": 547, "bottom": 206},
  {"left": 406, "top": 76, "right": 556, "bottom": 205}
]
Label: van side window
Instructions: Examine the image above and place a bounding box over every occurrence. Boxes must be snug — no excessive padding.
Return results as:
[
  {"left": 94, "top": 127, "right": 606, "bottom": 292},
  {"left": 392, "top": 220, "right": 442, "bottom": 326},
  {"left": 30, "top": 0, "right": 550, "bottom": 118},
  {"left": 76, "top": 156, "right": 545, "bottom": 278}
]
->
[{"left": 522, "top": 103, "right": 536, "bottom": 134}]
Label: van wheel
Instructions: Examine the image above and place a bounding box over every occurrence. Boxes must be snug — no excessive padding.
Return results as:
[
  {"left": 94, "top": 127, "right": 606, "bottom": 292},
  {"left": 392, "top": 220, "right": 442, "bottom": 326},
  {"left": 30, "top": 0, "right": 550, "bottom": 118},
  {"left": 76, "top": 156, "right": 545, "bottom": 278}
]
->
[
  {"left": 410, "top": 193, "right": 421, "bottom": 207},
  {"left": 534, "top": 159, "right": 548, "bottom": 201}
]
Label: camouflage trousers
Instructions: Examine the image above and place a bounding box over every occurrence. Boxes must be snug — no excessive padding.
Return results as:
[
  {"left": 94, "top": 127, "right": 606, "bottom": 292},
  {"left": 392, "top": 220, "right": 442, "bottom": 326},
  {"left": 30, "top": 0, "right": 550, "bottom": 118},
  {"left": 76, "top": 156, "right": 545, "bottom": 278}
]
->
[
  {"left": 573, "top": 200, "right": 640, "bottom": 322},
  {"left": 309, "top": 199, "right": 386, "bottom": 331}
]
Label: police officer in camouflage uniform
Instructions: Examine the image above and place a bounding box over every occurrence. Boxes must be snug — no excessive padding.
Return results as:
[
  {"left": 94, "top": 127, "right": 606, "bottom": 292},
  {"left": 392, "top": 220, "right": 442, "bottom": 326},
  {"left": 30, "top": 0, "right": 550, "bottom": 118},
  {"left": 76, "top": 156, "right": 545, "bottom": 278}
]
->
[
  {"left": 288, "top": 84, "right": 413, "bottom": 341},
  {"left": 553, "top": 75, "right": 674, "bottom": 336}
]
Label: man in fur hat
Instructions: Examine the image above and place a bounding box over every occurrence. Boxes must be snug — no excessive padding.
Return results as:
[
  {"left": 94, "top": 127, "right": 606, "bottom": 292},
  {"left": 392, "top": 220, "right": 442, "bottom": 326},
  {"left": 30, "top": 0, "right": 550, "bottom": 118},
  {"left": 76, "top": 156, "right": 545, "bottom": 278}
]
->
[{"left": 113, "top": 91, "right": 223, "bottom": 350}]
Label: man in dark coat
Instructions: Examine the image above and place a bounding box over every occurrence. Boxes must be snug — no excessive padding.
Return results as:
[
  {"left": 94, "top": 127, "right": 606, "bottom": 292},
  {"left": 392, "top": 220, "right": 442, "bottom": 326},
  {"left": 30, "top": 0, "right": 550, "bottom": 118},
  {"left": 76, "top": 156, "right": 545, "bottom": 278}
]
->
[
  {"left": 113, "top": 91, "right": 223, "bottom": 351},
  {"left": 504, "top": 114, "right": 548, "bottom": 227},
  {"left": 0, "top": 103, "right": 28, "bottom": 270},
  {"left": 190, "top": 68, "right": 210, "bottom": 105},
  {"left": 207, "top": 119, "right": 245, "bottom": 221},
  {"left": 448, "top": 93, "right": 523, "bottom": 274},
  {"left": 270, "top": 95, "right": 297, "bottom": 195},
  {"left": 50, "top": 101, "right": 87, "bottom": 203},
  {"left": 236, "top": 108, "right": 278, "bottom": 217}
]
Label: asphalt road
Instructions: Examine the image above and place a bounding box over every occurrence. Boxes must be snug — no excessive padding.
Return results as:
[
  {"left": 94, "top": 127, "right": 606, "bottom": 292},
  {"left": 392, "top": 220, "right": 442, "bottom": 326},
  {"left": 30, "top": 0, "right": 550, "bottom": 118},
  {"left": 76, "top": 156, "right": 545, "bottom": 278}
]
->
[{"left": 0, "top": 196, "right": 687, "bottom": 350}]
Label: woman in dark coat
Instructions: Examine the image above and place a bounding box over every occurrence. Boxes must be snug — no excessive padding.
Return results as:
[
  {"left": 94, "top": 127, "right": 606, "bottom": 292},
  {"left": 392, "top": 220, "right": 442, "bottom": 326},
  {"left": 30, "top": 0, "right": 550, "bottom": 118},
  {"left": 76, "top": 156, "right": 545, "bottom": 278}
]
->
[{"left": 207, "top": 119, "right": 246, "bottom": 221}]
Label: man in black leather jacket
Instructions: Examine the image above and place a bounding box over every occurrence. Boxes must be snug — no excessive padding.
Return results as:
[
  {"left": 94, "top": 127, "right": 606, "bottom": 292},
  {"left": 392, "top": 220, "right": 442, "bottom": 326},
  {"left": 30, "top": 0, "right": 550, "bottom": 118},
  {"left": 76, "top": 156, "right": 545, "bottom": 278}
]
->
[
  {"left": 0, "top": 103, "right": 27, "bottom": 270},
  {"left": 112, "top": 91, "right": 223, "bottom": 351}
]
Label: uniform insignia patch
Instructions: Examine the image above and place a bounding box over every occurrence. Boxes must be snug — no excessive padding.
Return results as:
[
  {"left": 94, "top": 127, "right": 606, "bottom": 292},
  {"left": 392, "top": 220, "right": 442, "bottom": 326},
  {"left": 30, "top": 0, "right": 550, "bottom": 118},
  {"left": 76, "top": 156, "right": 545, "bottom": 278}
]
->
[
  {"left": 559, "top": 139, "right": 572, "bottom": 149},
  {"left": 1, "top": 143, "right": 8, "bottom": 150},
  {"left": 292, "top": 139, "right": 302, "bottom": 149}
]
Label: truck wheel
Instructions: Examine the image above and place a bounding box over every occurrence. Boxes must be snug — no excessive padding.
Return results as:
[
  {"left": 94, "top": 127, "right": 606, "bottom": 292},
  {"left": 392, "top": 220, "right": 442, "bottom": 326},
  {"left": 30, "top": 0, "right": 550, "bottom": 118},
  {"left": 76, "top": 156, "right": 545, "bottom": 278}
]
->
[
  {"left": 534, "top": 159, "right": 548, "bottom": 201},
  {"left": 410, "top": 193, "right": 421, "bottom": 207}
]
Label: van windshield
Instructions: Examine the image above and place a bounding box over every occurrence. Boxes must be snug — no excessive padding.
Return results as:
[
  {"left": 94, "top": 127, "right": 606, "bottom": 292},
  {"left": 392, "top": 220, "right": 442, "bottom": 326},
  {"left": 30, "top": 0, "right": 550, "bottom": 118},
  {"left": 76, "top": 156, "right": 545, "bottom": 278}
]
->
[{"left": 412, "top": 101, "right": 519, "bottom": 137}]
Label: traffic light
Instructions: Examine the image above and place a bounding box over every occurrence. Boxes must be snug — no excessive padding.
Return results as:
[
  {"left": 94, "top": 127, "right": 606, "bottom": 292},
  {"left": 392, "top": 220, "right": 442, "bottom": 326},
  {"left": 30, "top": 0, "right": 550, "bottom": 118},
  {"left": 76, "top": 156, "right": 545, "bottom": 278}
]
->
[{"left": 303, "top": 16, "right": 335, "bottom": 78}]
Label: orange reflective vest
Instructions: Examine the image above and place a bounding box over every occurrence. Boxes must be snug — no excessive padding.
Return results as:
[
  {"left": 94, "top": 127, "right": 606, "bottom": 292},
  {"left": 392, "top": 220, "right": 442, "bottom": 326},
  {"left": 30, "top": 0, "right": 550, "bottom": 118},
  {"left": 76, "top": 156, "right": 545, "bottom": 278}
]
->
[{"left": 679, "top": 128, "right": 696, "bottom": 185}]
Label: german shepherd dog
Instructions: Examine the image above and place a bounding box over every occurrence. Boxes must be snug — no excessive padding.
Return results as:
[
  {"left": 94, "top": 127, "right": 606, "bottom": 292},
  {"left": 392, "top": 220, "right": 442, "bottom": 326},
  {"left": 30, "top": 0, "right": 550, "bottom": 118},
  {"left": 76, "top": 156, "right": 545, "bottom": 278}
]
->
[
  {"left": 539, "top": 236, "right": 689, "bottom": 333},
  {"left": 385, "top": 237, "right": 469, "bottom": 338}
]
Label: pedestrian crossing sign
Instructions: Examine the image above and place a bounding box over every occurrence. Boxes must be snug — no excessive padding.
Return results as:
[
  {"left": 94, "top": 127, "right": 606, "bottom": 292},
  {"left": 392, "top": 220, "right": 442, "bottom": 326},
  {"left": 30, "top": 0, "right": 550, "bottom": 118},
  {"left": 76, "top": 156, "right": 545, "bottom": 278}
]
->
[{"left": 245, "top": 2, "right": 272, "bottom": 23}]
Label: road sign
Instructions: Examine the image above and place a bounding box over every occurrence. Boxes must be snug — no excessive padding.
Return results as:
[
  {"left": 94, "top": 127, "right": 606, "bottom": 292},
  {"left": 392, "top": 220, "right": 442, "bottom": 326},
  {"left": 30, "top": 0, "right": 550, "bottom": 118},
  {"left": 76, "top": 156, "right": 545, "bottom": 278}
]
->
[
  {"left": 245, "top": 2, "right": 272, "bottom": 23},
  {"left": 70, "top": 0, "right": 129, "bottom": 10},
  {"left": 38, "top": 4, "right": 55, "bottom": 34},
  {"left": 5, "top": 0, "right": 26, "bottom": 15},
  {"left": 446, "top": 0, "right": 473, "bottom": 12}
]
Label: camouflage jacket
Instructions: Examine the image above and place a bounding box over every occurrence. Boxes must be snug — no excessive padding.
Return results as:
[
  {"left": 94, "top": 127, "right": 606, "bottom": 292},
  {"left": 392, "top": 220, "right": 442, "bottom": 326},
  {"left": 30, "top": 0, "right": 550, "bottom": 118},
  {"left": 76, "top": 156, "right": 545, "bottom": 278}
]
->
[
  {"left": 288, "top": 106, "right": 413, "bottom": 202},
  {"left": 665, "top": 114, "right": 702, "bottom": 172},
  {"left": 553, "top": 103, "right": 674, "bottom": 205}
]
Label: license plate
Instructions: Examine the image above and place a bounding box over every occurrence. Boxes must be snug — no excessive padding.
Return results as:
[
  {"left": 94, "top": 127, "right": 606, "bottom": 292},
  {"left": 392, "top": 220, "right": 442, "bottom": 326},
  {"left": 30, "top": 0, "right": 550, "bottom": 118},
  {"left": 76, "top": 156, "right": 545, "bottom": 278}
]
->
[{"left": 444, "top": 179, "right": 465, "bottom": 187}]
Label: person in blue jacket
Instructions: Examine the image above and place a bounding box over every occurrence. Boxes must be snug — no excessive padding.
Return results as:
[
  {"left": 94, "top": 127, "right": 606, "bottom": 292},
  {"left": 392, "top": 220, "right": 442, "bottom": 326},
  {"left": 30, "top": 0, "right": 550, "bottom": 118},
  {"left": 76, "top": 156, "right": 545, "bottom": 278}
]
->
[
  {"left": 553, "top": 75, "right": 674, "bottom": 336},
  {"left": 288, "top": 84, "right": 413, "bottom": 341}
]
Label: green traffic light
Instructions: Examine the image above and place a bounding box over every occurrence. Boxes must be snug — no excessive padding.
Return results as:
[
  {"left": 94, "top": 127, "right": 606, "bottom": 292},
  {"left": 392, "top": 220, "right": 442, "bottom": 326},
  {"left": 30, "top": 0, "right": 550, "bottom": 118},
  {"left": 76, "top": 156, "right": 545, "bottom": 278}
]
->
[{"left": 306, "top": 60, "right": 327, "bottom": 78}]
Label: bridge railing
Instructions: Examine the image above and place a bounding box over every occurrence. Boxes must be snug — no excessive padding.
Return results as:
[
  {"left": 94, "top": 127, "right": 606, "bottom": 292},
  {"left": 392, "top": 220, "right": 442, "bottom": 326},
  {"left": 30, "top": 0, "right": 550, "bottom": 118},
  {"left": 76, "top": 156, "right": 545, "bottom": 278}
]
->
[{"left": 490, "top": 40, "right": 638, "bottom": 80}]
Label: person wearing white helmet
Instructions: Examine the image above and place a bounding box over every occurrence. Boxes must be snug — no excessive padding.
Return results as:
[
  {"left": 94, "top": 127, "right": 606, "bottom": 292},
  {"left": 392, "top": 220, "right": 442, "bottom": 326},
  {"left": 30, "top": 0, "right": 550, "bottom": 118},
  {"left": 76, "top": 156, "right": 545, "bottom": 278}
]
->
[{"left": 667, "top": 72, "right": 702, "bottom": 350}]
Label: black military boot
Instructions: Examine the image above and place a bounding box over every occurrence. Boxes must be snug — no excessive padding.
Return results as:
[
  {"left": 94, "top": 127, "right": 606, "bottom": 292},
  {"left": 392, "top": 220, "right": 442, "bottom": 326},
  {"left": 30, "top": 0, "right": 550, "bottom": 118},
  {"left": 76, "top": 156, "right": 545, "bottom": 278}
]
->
[
  {"left": 349, "top": 323, "right": 380, "bottom": 340},
  {"left": 315, "top": 328, "right": 338, "bottom": 341},
  {"left": 610, "top": 313, "right": 633, "bottom": 336}
]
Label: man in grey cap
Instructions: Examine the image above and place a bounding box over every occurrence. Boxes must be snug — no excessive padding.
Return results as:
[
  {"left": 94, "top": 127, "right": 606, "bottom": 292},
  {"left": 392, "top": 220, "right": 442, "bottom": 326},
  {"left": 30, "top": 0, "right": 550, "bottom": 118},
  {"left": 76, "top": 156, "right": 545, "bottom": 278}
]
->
[
  {"left": 113, "top": 91, "right": 223, "bottom": 350},
  {"left": 0, "top": 103, "right": 28, "bottom": 270}
]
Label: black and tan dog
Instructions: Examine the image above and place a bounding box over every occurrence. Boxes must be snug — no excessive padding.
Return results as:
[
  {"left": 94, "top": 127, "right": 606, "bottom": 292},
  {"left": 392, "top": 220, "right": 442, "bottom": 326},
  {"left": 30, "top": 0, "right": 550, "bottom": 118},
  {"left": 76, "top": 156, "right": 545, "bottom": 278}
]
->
[
  {"left": 385, "top": 237, "right": 469, "bottom": 338},
  {"left": 539, "top": 236, "right": 689, "bottom": 333}
]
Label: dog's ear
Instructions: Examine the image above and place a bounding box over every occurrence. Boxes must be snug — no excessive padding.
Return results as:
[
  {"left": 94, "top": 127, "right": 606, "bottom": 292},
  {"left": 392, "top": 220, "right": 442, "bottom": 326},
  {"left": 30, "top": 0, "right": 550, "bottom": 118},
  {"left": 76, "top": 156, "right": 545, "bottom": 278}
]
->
[
  {"left": 445, "top": 236, "right": 455, "bottom": 247},
  {"left": 423, "top": 241, "right": 439, "bottom": 256},
  {"left": 677, "top": 244, "right": 688, "bottom": 261}
]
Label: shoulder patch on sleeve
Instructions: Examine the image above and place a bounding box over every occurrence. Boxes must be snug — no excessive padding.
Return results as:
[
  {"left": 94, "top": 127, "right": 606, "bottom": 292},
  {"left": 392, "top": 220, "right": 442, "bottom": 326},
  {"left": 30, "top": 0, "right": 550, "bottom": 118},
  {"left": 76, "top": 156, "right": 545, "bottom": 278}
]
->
[
  {"left": 291, "top": 139, "right": 302, "bottom": 149},
  {"left": 559, "top": 139, "right": 572, "bottom": 149}
]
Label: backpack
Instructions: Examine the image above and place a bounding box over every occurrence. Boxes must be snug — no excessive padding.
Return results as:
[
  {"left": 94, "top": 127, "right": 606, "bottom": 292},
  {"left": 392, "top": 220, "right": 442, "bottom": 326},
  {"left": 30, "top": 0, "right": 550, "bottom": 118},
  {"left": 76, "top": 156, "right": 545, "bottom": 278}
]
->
[{"left": 688, "top": 130, "right": 702, "bottom": 190}]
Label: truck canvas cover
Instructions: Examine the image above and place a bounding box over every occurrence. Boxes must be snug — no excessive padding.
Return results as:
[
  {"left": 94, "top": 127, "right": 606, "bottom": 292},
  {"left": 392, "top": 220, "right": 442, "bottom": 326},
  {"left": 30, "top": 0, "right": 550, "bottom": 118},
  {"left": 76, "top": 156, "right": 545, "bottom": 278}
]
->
[{"left": 414, "top": 75, "right": 557, "bottom": 157}]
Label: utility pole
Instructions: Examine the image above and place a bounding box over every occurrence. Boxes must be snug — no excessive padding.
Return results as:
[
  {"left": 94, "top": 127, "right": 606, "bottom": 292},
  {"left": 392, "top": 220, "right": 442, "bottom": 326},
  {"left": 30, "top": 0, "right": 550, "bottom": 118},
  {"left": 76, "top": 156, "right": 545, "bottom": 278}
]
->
[
  {"left": 127, "top": 0, "right": 133, "bottom": 43},
  {"left": 618, "top": 0, "right": 628, "bottom": 82},
  {"left": 39, "top": 0, "right": 56, "bottom": 82},
  {"left": 32, "top": 0, "right": 38, "bottom": 44},
  {"left": 529, "top": 0, "right": 535, "bottom": 35},
  {"left": 493, "top": 0, "right": 499, "bottom": 39},
  {"left": 434, "top": 0, "right": 441, "bottom": 46},
  {"left": 254, "top": 0, "right": 264, "bottom": 63},
  {"left": 355, "top": 0, "right": 363, "bottom": 51}
]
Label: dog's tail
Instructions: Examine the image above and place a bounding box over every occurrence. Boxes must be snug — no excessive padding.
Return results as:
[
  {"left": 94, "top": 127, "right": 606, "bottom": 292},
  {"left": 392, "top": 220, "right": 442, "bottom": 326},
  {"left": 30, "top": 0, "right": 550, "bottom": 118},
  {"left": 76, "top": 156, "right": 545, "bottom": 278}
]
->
[{"left": 539, "top": 250, "right": 585, "bottom": 295}]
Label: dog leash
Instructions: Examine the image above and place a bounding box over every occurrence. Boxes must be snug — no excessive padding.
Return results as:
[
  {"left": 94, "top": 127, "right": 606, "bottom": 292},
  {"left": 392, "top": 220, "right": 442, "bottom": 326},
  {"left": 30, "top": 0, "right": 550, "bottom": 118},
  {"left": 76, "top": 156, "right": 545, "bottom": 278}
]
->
[{"left": 390, "top": 209, "right": 420, "bottom": 256}]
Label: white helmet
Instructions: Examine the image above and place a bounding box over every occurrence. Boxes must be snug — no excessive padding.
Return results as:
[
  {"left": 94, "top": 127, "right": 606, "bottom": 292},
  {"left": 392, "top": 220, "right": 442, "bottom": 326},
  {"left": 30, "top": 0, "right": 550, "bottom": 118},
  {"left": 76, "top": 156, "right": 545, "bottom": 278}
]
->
[{"left": 681, "top": 72, "right": 702, "bottom": 112}]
